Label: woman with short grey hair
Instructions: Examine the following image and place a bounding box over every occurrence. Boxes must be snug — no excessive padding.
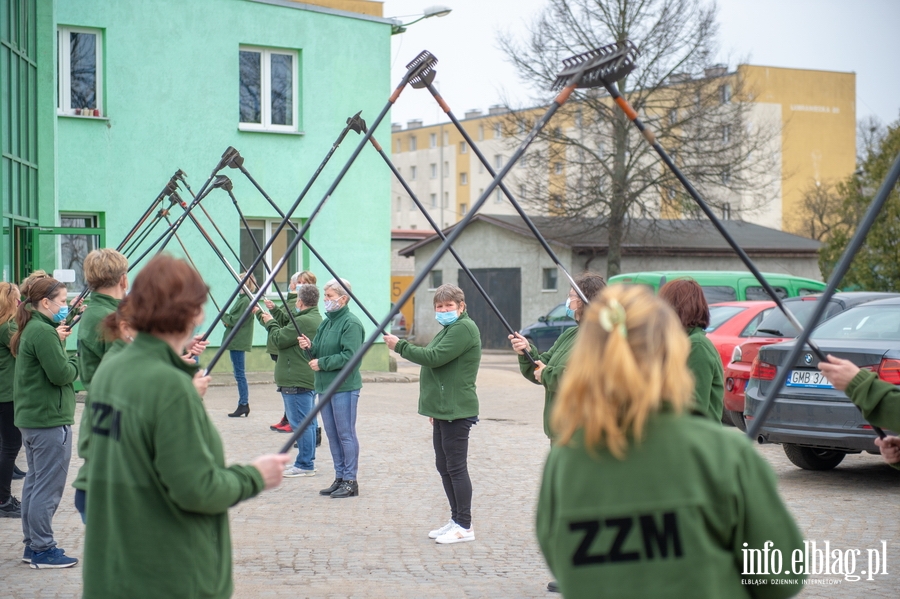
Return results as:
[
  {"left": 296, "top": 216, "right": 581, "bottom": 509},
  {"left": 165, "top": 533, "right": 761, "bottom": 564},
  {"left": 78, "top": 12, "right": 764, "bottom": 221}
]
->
[{"left": 298, "top": 278, "right": 365, "bottom": 498}]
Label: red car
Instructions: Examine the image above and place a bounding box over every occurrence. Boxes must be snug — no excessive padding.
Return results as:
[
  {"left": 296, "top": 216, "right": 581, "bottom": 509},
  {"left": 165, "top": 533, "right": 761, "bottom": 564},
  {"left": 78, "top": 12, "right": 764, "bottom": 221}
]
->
[
  {"left": 723, "top": 292, "right": 900, "bottom": 430},
  {"left": 706, "top": 301, "right": 776, "bottom": 367}
]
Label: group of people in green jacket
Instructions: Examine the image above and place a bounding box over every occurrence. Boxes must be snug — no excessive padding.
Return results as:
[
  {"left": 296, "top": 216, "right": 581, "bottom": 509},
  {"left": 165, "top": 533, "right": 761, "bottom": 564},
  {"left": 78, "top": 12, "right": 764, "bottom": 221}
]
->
[{"left": 4, "top": 246, "right": 900, "bottom": 598}]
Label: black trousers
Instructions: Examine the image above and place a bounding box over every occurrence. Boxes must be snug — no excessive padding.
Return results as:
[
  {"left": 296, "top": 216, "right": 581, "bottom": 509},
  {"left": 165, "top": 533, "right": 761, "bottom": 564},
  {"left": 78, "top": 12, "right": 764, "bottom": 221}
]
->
[
  {"left": 432, "top": 418, "right": 473, "bottom": 529},
  {"left": 0, "top": 401, "right": 22, "bottom": 502}
]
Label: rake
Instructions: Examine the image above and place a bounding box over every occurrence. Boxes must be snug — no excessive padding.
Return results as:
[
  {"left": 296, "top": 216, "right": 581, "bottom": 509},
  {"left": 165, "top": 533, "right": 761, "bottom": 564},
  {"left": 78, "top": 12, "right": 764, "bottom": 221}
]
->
[
  {"left": 587, "top": 40, "right": 888, "bottom": 439},
  {"left": 272, "top": 47, "right": 623, "bottom": 455},
  {"left": 202, "top": 53, "right": 438, "bottom": 373}
]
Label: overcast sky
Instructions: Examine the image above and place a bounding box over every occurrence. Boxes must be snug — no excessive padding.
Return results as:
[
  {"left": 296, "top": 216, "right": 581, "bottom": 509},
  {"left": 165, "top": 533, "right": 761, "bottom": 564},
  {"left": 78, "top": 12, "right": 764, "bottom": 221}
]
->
[{"left": 383, "top": 0, "right": 900, "bottom": 132}]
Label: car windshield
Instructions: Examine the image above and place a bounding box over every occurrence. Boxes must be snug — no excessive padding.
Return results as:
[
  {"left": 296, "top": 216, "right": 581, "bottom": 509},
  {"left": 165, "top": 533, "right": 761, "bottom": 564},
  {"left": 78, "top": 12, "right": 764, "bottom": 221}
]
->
[
  {"left": 706, "top": 306, "right": 745, "bottom": 332},
  {"left": 812, "top": 304, "right": 900, "bottom": 341},
  {"left": 754, "top": 299, "right": 840, "bottom": 337},
  {"left": 546, "top": 304, "right": 570, "bottom": 322}
]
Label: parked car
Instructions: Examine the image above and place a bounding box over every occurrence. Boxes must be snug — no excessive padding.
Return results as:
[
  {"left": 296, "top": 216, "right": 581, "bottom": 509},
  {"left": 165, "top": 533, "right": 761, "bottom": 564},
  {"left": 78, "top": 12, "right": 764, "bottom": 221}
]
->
[
  {"left": 706, "top": 301, "right": 776, "bottom": 366},
  {"left": 390, "top": 304, "right": 409, "bottom": 338},
  {"left": 743, "top": 297, "right": 900, "bottom": 470},
  {"left": 608, "top": 270, "right": 826, "bottom": 303},
  {"left": 520, "top": 303, "right": 576, "bottom": 353},
  {"left": 724, "top": 292, "right": 900, "bottom": 430}
]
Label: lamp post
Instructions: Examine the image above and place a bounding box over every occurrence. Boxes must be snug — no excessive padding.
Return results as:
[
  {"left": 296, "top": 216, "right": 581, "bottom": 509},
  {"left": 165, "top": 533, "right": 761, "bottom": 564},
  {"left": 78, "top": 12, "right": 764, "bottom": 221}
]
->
[{"left": 390, "top": 5, "right": 452, "bottom": 35}]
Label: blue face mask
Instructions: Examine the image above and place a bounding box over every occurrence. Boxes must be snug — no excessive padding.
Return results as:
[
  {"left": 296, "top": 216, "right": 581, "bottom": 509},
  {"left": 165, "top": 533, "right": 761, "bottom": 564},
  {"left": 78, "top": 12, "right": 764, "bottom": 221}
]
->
[
  {"left": 53, "top": 304, "right": 69, "bottom": 324},
  {"left": 324, "top": 299, "right": 342, "bottom": 313},
  {"left": 565, "top": 298, "right": 575, "bottom": 319},
  {"left": 435, "top": 311, "right": 459, "bottom": 326}
]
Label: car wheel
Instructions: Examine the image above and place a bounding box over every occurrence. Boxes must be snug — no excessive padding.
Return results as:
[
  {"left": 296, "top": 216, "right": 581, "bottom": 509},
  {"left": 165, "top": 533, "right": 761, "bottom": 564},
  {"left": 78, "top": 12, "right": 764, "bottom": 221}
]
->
[
  {"left": 728, "top": 410, "right": 746, "bottom": 432},
  {"left": 782, "top": 444, "right": 846, "bottom": 471}
]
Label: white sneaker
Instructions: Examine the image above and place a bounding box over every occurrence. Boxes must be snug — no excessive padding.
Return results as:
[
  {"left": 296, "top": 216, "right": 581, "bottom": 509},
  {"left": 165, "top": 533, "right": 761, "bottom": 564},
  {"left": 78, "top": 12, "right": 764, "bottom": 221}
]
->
[
  {"left": 428, "top": 519, "right": 456, "bottom": 539},
  {"left": 283, "top": 467, "right": 316, "bottom": 478},
  {"left": 435, "top": 523, "right": 475, "bottom": 544}
]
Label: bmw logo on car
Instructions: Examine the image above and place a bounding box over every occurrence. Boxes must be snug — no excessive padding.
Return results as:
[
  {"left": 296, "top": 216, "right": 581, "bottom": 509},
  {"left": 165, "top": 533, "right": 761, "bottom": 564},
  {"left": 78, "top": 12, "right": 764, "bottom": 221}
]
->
[{"left": 804, "top": 353, "right": 813, "bottom": 365}]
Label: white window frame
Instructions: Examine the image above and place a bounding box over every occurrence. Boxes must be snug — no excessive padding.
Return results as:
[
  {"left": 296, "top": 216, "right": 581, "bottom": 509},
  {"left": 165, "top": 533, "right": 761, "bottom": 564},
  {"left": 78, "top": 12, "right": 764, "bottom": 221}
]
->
[
  {"left": 57, "top": 26, "right": 103, "bottom": 116},
  {"left": 429, "top": 133, "right": 437, "bottom": 148},
  {"left": 459, "top": 172, "right": 468, "bottom": 185},
  {"left": 410, "top": 165, "right": 417, "bottom": 180},
  {"left": 430, "top": 163, "right": 437, "bottom": 179},
  {"left": 239, "top": 45, "right": 299, "bottom": 133},
  {"left": 409, "top": 136, "right": 418, "bottom": 151}
]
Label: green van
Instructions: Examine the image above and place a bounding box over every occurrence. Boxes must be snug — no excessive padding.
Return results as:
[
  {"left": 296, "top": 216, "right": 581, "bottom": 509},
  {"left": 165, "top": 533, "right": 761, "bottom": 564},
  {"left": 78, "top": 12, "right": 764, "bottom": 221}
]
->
[{"left": 607, "top": 271, "right": 826, "bottom": 303}]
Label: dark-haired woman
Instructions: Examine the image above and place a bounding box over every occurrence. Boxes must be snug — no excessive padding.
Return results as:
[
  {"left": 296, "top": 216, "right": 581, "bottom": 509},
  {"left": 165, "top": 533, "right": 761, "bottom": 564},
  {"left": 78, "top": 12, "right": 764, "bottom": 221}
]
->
[
  {"left": 0, "top": 282, "right": 23, "bottom": 517},
  {"left": 12, "top": 278, "right": 79, "bottom": 568},
  {"left": 82, "top": 255, "right": 289, "bottom": 598},
  {"left": 659, "top": 279, "right": 724, "bottom": 422},
  {"left": 509, "top": 273, "right": 607, "bottom": 440}
]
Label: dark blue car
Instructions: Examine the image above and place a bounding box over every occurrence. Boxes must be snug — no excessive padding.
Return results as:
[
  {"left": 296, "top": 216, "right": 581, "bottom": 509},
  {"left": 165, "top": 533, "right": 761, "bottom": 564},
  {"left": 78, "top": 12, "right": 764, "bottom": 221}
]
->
[{"left": 520, "top": 303, "right": 577, "bottom": 353}]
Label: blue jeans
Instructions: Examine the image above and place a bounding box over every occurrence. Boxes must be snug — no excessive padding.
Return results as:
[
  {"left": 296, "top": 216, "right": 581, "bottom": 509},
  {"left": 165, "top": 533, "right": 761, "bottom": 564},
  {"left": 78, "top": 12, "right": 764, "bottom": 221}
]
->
[
  {"left": 319, "top": 389, "right": 360, "bottom": 480},
  {"left": 229, "top": 351, "right": 249, "bottom": 405},
  {"left": 282, "top": 390, "right": 316, "bottom": 471}
]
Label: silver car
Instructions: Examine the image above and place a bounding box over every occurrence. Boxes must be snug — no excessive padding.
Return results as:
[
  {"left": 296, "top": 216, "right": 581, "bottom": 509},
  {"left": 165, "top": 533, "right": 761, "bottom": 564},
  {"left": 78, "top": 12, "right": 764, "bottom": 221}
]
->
[{"left": 744, "top": 297, "right": 900, "bottom": 470}]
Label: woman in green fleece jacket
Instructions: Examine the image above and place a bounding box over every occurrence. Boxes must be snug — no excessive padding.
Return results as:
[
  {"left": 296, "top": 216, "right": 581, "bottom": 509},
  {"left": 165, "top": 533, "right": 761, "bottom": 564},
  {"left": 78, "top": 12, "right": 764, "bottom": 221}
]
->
[
  {"left": 81, "top": 255, "right": 290, "bottom": 598},
  {"left": 659, "top": 278, "right": 724, "bottom": 422},
  {"left": 11, "top": 277, "right": 78, "bottom": 568},
  {"left": 538, "top": 285, "right": 805, "bottom": 599},
  {"left": 509, "top": 273, "right": 607, "bottom": 440},
  {"left": 383, "top": 284, "right": 482, "bottom": 544}
]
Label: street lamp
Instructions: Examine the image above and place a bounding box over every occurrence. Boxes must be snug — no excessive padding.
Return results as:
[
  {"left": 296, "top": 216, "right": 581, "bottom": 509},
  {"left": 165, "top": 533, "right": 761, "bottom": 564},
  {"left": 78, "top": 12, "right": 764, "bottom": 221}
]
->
[{"left": 390, "top": 5, "right": 452, "bottom": 35}]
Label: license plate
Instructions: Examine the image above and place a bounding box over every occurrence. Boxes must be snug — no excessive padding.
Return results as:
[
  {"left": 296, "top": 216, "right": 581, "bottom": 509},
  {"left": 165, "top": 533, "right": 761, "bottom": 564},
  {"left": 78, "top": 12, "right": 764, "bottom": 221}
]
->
[{"left": 785, "top": 370, "right": 834, "bottom": 389}]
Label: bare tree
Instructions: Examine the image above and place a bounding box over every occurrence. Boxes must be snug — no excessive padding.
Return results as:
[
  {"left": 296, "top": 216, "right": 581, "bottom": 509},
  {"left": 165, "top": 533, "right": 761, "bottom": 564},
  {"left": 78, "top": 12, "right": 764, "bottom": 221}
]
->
[
  {"left": 797, "top": 180, "right": 851, "bottom": 242},
  {"left": 497, "top": 0, "right": 780, "bottom": 277},
  {"left": 857, "top": 115, "right": 887, "bottom": 165}
]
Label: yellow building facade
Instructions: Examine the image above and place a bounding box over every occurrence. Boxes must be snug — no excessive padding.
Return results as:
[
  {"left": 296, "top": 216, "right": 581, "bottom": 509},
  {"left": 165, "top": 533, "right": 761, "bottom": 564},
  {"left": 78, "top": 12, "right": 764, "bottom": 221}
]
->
[{"left": 389, "top": 65, "right": 856, "bottom": 237}]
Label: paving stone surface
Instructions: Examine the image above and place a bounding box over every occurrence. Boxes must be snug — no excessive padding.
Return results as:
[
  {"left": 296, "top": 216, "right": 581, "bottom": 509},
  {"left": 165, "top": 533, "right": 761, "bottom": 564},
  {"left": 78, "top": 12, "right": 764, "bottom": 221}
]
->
[{"left": 2, "top": 353, "right": 897, "bottom": 597}]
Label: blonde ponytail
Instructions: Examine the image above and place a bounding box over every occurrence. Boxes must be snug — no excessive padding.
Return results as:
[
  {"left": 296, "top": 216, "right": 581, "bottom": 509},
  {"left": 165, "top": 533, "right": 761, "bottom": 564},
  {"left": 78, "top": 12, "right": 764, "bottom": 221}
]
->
[{"left": 552, "top": 285, "right": 694, "bottom": 458}]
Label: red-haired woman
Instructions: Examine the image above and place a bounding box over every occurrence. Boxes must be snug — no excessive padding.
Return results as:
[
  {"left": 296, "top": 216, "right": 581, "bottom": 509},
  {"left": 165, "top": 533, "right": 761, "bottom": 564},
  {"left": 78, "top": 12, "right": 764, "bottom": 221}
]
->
[
  {"left": 658, "top": 279, "right": 724, "bottom": 421},
  {"left": 11, "top": 277, "right": 78, "bottom": 568},
  {"left": 81, "top": 255, "right": 290, "bottom": 597}
]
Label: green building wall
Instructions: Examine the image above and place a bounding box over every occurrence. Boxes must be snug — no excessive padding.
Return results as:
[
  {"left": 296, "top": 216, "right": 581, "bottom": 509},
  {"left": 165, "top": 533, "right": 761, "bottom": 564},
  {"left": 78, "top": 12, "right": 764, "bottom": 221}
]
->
[{"left": 54, "top": 0, "right": 393, "bottom": 369}]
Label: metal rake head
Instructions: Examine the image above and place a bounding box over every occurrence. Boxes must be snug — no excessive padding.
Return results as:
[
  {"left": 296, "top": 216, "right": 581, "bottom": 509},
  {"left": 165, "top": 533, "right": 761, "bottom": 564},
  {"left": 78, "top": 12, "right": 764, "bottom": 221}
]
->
[
  {"left": 212, "top": 175, "right": 233, "bottom": 192},
  {"left": 168, "top": 191, "right": 183, "bottom": 205},
  {"left": 173, "top": 169, "right": 188, "bottom": 182},
  {"left": 551, "top": 40, "right": 639, "bottom": 91},
  {"left": 163, "top": 178, "right": 179, "bottom": 196},
  {"left": 405, "top": 50, "right": 438, "bottom": 89},
  {"left": 347, "top": 111, "right": 367, "bottom": 134}
]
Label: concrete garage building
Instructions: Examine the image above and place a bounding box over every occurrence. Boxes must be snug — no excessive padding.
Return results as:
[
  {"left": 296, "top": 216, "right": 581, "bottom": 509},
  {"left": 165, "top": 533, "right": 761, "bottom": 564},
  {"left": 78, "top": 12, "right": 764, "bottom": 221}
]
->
[{"left": 399, "top": 215, "right": 821, "bottom": 347}]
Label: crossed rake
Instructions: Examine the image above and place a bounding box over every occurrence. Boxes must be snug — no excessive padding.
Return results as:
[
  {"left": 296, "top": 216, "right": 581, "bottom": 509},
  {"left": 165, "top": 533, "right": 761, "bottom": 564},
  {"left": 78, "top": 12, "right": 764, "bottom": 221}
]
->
[{"left": 90, "top": 41, "right": 900, "bottom": 455}]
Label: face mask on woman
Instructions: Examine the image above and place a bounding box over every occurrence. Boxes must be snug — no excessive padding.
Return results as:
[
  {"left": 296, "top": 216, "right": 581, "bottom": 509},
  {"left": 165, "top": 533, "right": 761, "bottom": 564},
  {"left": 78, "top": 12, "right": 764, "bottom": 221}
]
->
[
  {"left": 324, "top": 298, "right": 342, "bottom": 312},
  {"left": 52, "top": 304, "right": 69, "bottom": 324},
  {"left": 565, "top": 298, "right": 576, "bottom": 319},
  {"left": 435, "top": 311, "right": 459, "bottom": 326}
]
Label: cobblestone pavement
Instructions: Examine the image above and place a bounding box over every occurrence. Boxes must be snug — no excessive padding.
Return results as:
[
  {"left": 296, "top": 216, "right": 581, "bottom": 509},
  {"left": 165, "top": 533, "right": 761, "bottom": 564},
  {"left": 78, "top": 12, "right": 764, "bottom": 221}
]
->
[{"left": 2, "top": 353, "right": 898, "bottom": 598}]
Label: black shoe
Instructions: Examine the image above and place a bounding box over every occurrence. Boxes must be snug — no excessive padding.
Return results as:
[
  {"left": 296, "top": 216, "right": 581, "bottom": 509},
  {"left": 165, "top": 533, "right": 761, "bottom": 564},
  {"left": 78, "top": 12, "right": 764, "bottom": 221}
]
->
[
  {"left": 315, "top": 426, "right": 322, "bottom": 447},
  {"left": 0, "top": 495, "right": 22, "bottom": 518},
  {"left": 330, "top": 480, "right": 358, "bottom": 499},
  {"left": 547, "top": 581, "right": 560, "bottom": 593},
  {"left": 319, "top": 478, "right": 343, "bottom": 496},
  {"left": 12, "top": 465, "right": 26, "bottom": 480},
  {"left": 228, "top": 404, "right": 250, "bottom": 418}
]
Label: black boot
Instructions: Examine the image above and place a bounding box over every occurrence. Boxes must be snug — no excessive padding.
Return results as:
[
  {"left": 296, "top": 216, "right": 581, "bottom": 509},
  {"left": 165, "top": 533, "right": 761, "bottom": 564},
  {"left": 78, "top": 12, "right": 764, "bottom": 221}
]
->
[
  {"left": 12, "top": 465, "right": 26, "bottom": 480},
  {"left": 228, "top": 404, "right": 250, "bottom": 418},
  {"left": 547, "top": 581, "right": 560, "bottom": 593},
  {"left": 319, "top": 478, "right": 343, "bottom": 496},
  {"left": 330, "top": 480, "right": 358, "bottom": 499}
]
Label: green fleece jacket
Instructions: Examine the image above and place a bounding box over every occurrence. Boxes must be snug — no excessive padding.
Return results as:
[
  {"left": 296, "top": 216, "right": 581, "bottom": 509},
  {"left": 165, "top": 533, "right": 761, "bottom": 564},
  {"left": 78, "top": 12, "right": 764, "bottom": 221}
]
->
[
  {"left": 73, "top": 339, "right": 127, "bottom": 492},
  {"left": 266, "top": 292, "right": 297, "bottom": 355},
  {"left": 260, "top": 306, "right": 321, "bottom": 389},
  {"left": 846, "top": 370, "right": 900, "bottom": 470},
  {"left": 82, "top": 333, "right": 265, "bottom": 599},
  {"left": 76, "top": 292, "right": 120, "bottom": 390},
  {"left": 0, "top": 319, "right": 16, "bottom": 403},
  {"left": 221, "top": 294, "right": 254, "bottom": 352},
  {"left": 309, "top": 304, "right": 364, "bottom": 394},
  {"left": 13, "top": 311, "right": 79, "bottom": 429},
  {"left": 537, "top": 413, "right": 805, "bottom": 599},
  {"left": 519, "top": 325, "right": 579, "bottom": 438},
  {"left": 687, "top": 327, "right": 724, "bottom": 422},
  {"left": 395, "top": 312, "right": 481, "bottom": 420}
]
